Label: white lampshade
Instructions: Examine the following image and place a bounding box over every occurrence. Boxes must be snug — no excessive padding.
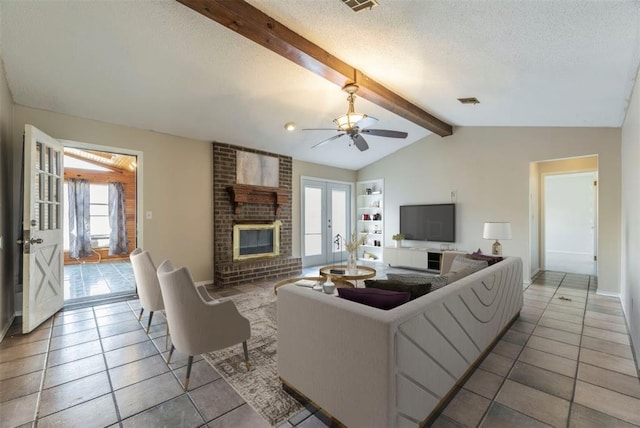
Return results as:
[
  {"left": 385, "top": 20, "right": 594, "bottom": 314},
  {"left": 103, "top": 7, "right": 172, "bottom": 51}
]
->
[
  {"left": 334, "top": 112, "right": 366, "bottom": 130},
  {"left": 483, "top": 222, "right": 512, "bottom": 240}
]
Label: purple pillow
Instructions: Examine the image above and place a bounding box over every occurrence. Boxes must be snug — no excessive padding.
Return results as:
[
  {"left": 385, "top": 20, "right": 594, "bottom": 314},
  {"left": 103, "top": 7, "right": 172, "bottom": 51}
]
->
[
  {"left": 337, "top": 287, "right": 410, "bottom": 310},
  {"left": 469, "top": 251, "right": 503, "bottom": 266}
]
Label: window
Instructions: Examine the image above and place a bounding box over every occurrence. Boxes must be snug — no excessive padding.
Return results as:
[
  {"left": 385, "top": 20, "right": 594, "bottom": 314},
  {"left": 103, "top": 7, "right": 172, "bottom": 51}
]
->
[
  {"left": 89, "top": 184, "right": 110, "bottom": 247},
  {"left": 63, "top": 182, "right": 111, "bottom": 250}
]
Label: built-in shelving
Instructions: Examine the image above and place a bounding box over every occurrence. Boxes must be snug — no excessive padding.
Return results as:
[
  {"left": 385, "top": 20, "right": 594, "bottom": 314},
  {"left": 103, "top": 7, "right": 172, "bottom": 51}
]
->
[{"left": 356, "top": 179, "right": 384, "bottom": 263}]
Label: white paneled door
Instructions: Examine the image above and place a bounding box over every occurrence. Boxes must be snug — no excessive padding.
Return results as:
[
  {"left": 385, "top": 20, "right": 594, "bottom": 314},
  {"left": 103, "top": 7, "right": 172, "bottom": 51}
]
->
[
  {"left": 543, "top": 171, "right": 597, "bottom": 275},
  {"left": 21, "top": 125, "right": 64, "bottom": 333}
]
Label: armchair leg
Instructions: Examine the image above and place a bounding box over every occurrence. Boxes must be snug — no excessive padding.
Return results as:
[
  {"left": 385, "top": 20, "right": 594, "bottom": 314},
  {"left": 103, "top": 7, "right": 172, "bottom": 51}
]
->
[
  {"left": 165, "top": 324, "right": 170, "bottom": 350},
  {"left": 243, "top": 341, "right": 251, "bottom": 371},
  {"left": 167, "top": 345, "right": 175, "bottom": 364},
  {"left": 146, "top": 311, "right": 154, "bottom": 334},
  {"left": 138, "top": 308, "right": 144, "bottom": 321},
  {"left": 184, "top": 355, "right": 194, "bottom": 391}
]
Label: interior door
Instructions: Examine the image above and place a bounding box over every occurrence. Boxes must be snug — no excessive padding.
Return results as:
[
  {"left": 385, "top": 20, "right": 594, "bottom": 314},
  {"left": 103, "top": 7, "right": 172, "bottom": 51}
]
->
[
  {"left": 302, "top": 179, "right": 351, "bottom": 267},
  {"left": 21, "top": 125, "right": 64, "bottom": 333},
  {"left": 543, "top": 171, "right": 596, "bottom": 275}
]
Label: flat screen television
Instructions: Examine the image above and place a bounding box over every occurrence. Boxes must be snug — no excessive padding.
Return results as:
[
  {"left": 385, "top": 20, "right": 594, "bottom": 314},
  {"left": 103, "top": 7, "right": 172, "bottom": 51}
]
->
[{"left": 400, "top": 203, "right": 455, "bottom": 242}]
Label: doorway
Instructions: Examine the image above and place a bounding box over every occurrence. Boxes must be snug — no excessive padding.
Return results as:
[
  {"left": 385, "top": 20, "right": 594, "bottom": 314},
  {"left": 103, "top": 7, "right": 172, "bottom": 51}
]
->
[
  {"left": 62, "top": 145, "right": 141, "bottom": 304},
  {"left": 543, "top": 171, "right": 597, "bottom": 275},
  {"left": 301, "top": 178, "right": 352, "bottom": 267}
]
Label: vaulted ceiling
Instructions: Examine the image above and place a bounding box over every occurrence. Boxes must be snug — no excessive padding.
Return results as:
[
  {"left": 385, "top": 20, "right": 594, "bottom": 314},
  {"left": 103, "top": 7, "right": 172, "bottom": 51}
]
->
[{"left": 1, "top": 1, "right": 639, "bottom": 170}]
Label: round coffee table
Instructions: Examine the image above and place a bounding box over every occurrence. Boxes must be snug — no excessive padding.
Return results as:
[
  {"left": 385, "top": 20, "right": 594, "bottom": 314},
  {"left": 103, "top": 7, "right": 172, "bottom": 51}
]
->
[
  {"left": 319, "top": 265, "right": 376, "bottom": 287},
  {"left": 273, "top": 276, "right": 354, "bottom": 295}
]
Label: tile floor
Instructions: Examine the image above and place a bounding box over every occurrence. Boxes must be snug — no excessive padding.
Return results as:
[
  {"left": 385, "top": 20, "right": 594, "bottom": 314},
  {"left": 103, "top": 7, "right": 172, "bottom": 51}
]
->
[
  {"left": 1, "top": 268, "right": 638, "bottom": 427},
  {"left": 64, "top": 261, "right": 137, "bottom": 303},
  {"left": 433, "top": 271, "right": 640, "bottom": 427}
]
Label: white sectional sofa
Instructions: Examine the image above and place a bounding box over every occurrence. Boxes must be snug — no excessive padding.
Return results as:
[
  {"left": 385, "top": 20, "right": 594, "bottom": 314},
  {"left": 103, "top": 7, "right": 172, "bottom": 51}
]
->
[{"left": 277, "top": 251, "right": 523, "bottom": 428}]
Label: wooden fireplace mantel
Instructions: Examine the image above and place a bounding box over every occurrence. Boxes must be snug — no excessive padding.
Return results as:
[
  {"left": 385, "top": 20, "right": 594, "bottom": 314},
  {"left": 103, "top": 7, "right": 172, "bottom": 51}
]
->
[{"left": 227, "top": 184, "right": 289, "bottom": 215}]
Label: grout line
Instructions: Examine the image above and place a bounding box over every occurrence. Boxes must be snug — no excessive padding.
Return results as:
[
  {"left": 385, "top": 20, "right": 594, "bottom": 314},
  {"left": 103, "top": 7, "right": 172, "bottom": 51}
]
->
[
  {"left": 92, "top": 305, "right": 125, "bottom": 427},
  {"left": 564, "top": 273, "right": 591, "bottom": 427},
  {"left": 476, "top": 273, "right": 565, "bottom": 427}
]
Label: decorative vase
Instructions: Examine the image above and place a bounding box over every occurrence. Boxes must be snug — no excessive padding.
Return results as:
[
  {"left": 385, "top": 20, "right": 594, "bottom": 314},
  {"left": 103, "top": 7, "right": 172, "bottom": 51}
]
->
[
  {"left": 347, "top": 250, "right": 357, "bottom": 274},
  {"left": 394, "top": 240, "right": 399, "bottom": 248}
]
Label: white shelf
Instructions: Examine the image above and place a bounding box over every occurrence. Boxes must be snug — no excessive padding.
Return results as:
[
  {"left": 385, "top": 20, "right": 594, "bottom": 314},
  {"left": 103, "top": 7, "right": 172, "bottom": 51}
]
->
[{"left": 357, "top": 179, "right": 384, "bottom": 263}]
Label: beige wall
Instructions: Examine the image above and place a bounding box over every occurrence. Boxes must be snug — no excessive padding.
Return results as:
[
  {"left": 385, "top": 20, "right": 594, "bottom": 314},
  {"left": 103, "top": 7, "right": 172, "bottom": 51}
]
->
[
  {"left": 292, "top": 160, "right": 357, "bottom": 258},
  {"left": 11, "top": 106, "right": 213, "bottom": 282},
  {"left": 621, "top": 66, "right": 640, "bottom": 363},
  {"left": 358, "top": 127, "right": 621, "bottom": 292},
  {"left": 0, "top": 57, "right": 14, "bottom": 338}
]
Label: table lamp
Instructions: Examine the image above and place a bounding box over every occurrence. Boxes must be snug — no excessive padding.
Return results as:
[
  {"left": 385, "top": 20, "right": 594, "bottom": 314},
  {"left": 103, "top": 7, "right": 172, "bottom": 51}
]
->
[{"left": 483, "top": 222, "right": 512, "bottom": 255}]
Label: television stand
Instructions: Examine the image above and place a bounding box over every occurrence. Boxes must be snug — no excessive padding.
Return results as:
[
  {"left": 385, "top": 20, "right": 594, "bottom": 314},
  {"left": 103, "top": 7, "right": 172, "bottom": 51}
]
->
[{"left": 383, "top": 247, "right": 447, "bottom": 273}]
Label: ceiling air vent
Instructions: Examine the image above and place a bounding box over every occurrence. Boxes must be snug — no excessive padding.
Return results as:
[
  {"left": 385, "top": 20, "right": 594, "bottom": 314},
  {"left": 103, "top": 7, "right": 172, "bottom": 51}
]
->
[
  {"left": 458, "top": 97, "right": 480, "bottom": 105},
  {"left": 342, "top": 0, "right": 378, "bottom": 13}
]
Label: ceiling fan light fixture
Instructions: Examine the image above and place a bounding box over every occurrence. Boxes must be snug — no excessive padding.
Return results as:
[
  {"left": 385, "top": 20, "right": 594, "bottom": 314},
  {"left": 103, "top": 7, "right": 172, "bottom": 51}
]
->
[
  {"left": 334, "top": 112, "right": 366, "bottom": 130},
  {"left": 334, "top": 86, "right": 366, "bottom": 130}
]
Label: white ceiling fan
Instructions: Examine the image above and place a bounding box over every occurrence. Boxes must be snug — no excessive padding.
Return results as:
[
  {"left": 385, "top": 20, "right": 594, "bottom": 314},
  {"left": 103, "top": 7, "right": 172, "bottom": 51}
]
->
[{"left": 303, "top": 83, "right": 408, "bottom": 152}]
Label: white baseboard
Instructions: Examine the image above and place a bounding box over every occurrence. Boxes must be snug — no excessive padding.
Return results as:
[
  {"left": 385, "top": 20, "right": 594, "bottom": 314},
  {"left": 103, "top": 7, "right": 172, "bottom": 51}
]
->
[
  {"left": 596, "top": 290, "right": 621, "bottom": 299},
  {"left": 194, "top": 280, "right": 213, "bottom": 287},
  {"left": 0, "top": 314, "right": 16, "bottom": 342}
]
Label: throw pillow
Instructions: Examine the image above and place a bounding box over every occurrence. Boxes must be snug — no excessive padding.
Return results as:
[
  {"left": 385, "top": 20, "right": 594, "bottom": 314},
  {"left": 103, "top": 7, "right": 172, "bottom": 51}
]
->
[
  {"left": 468, "top": 251, "right": 504, "bottom": 266},
  {"left": 429, "top": 275, "right": 449, "bottom": 292},
  {"left": 337, "top": 287, "right": 410, "bottom": 310},
  {"left": 450, "top": 255, "right": 488, "bottom": 274},
  {"left": 364, "top": 279, "right": 431, "bottom": 300},
  {"left": 386, "top": 272, "right": 434, "bottom": 285}
]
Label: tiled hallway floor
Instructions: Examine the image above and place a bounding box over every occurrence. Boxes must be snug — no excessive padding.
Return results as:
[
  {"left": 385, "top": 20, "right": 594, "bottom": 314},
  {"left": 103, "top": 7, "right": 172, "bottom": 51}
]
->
[
  {"left": 64, "top": 261, "right": 136, "bottom": 302},
  {"left": 1, "top": 269, "right": 638, "bottom": 427}
]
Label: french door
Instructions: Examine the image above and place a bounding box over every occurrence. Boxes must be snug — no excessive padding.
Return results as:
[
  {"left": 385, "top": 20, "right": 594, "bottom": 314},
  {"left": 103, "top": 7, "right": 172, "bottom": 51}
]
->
[
  {"left": 21, "top": 125, "right": 65, "bottom": 333},
  {"left": 302, "top": 179, "right": 351, "bottom": 267}
]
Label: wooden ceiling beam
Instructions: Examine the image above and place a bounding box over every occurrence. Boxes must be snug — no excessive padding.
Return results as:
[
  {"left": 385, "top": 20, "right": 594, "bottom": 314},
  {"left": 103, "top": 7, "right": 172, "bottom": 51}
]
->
[{"left": 176, "top": 0, "right": 453, "bottom": 137}]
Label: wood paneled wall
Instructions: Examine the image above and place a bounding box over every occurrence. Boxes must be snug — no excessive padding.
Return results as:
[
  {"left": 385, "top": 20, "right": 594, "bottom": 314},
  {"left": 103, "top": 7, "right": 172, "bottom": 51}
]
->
[{"left": 63, "top": 167, "right": 136, "bottom": 264}]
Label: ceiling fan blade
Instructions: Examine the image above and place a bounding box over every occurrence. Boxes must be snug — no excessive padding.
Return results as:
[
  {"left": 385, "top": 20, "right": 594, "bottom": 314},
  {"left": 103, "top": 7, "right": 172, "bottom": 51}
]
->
[
  {"left": 355, "top": 116, "right": 378, "bottom": 128},
  {"left": 361, "top": 129, "right": 408, "bottom": 139},
  {"left": 352, "top": 134, "right": 369, "bottom": 152},
  {"left": 302, "top": 128, "right": 341, "bottom": 131},
  {"left": 312, "top": 133, "right": 345, "bottom": 149}
]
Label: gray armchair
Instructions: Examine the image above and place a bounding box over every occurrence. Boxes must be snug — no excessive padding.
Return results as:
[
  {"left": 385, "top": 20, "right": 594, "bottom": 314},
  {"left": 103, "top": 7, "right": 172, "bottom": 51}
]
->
[{"left": 156, "top": 260, "right": 251, "bottom": 391}]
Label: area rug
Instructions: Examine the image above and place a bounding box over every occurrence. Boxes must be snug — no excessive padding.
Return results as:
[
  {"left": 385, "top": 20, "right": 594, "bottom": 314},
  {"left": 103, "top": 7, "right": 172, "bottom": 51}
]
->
[{"left": 202, "top": 290, "right": 304, "bottom": 427}]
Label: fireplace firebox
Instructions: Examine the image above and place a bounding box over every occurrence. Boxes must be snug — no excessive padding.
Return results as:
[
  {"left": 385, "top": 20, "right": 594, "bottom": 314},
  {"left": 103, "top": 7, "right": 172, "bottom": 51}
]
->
[{"left": 233, "top": 221, "right": 281, "bottom": 261}]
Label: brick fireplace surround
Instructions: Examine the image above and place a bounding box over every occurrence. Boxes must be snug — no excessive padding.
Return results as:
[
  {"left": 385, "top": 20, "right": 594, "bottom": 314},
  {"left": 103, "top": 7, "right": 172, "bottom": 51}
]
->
[{"left": 213, "top": 143, "right": 302, "bottom": 287}]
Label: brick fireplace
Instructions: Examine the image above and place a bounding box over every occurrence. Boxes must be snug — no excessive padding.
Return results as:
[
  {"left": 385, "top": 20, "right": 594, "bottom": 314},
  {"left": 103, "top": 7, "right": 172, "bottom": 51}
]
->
[{"left": 213, "top": 143, "right": 301, "bottom": 287}]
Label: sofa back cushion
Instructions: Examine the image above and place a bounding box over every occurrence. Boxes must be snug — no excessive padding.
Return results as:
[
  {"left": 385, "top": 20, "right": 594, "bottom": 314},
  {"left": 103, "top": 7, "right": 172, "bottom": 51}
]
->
[
  {"left": 450, "top": 255, "right": 488, "bottom": 274},
  {"left": 337, "top": 287, "right": 410, "bottom": 310}
]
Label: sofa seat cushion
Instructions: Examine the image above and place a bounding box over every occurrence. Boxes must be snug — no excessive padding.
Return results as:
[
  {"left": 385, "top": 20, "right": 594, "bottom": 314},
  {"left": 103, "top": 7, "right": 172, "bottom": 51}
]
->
[
  {"left": 337, "top": 287, "right": 410, "bottom": 310},
  {"left": 386, "top": 272, "right": 433, "bottom": 284},
  {"left": 364, "top": 279, "right": 434, "bottom": 300},
  {"left": 386, "top": 273, "right": 449, "bottom": 292},
  {"left": 442, "top": 268, "right": 474, "bottom": 284}
]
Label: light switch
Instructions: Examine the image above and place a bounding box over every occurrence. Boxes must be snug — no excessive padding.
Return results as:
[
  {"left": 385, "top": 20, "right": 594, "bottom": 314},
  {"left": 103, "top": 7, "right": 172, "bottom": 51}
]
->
[
  {"left": 146, "top": 211, "right": 152, "bottom": 220},
  {"left": 0, "top": 236, "right": 3, "bottom": 250}
]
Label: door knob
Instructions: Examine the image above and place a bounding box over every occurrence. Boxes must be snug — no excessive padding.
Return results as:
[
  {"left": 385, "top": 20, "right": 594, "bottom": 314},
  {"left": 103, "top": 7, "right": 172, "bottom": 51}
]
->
[{"left": 30, "top": 238, "right": 43, "bottom": 245}]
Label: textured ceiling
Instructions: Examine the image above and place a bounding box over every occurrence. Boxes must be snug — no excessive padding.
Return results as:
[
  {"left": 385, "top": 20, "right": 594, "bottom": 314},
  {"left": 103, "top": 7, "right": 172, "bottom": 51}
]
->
[{"left": 1, "top": 0, "right": 639, "bottom": 170}]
